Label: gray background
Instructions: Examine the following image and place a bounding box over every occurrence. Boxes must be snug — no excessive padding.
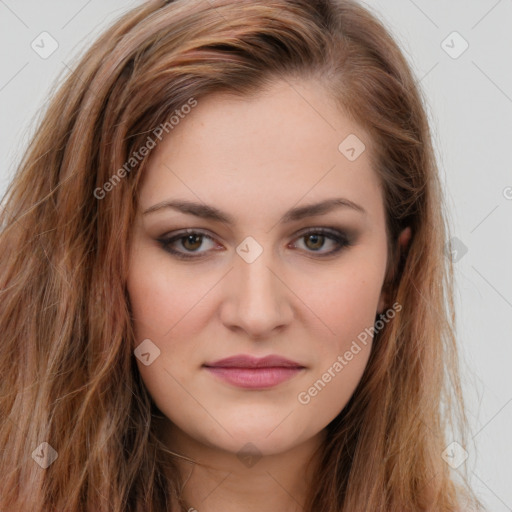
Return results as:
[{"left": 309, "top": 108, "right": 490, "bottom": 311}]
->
[{"left": 1, "top": 1, "right": 511, "bottom": 509}]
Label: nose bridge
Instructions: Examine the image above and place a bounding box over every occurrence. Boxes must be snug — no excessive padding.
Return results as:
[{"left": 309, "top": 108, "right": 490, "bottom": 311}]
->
[
  {"left": 221, "top": 240, "right": 293, "bottom": 336},
  {"left": 238, "top": 251, "right": 279, "bottom": 305}
]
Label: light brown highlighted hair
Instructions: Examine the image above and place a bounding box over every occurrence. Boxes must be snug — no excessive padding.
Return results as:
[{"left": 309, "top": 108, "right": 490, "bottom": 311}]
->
[{"left": 0, "top": 0, "right": 484, "bottom": 510}]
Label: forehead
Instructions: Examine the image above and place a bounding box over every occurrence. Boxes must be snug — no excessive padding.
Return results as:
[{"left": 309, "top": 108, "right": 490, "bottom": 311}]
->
[{"left": 138, "top": 78, "right": 384, "bottom": 225}]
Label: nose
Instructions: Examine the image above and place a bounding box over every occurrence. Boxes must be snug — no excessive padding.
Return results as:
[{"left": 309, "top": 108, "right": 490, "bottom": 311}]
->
[{"left": 219, "top": 248, "right": 294, "bottom": 339}]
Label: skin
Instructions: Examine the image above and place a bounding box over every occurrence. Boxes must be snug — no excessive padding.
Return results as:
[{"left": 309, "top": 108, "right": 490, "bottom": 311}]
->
[{"left": 127, "top": 78, "right": 411, "bottom": 512}]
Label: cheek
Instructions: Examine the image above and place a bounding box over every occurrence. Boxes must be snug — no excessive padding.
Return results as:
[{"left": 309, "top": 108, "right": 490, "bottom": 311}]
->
[
  {"left": 127, "top": 244, "right": 207, "bottom": 342},
  {"left": 292, "top": 269, "right": 382, "bottom": 422},
  {"left": 292, "top": 256, "right": 386, "bottom": 354},
  {"left": 127, "top": 245, "right": 219, "bottom": 395},
  {"left": 288, "top": 253, "right": 386, "bottom": 415},
  {"left": 127, "top": 250, "right": 206, "bottom": 426}
]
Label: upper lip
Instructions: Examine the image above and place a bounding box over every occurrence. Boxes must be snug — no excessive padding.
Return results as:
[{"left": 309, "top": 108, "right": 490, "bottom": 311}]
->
[{"left": 203, "top": 354, "right": 304, "bottom": 369}]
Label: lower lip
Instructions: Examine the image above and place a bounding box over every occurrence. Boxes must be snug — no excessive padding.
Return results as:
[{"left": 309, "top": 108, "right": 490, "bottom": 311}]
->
[{"left": 204, "top": 366, "right": 304, "bottom": 389}]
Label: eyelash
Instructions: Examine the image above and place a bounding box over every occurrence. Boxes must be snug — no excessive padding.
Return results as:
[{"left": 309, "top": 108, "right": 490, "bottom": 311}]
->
[{"left": 157, "top": 227, "right": 352, "bottom": 260}]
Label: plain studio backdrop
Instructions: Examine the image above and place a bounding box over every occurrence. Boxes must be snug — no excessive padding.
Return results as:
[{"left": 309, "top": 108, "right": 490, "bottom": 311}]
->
[{"left": 0, "top": 1, "right": 511, "bottom": 509}]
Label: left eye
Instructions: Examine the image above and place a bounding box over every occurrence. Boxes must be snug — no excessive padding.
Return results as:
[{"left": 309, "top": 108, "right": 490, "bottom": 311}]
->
[{"left": 157, "top": 228, "right": 350, "bottom": 260}]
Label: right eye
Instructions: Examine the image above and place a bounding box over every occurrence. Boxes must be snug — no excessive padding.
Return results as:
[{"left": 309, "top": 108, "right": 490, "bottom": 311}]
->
[{"left": 157, "top": 229, "right": 222, "bottom": 259}]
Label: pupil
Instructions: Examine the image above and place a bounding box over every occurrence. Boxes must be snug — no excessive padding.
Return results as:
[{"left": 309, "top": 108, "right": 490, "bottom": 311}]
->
[
  {"left": 307, "top": 234, "right": 323, "bottom": 250},
  {"left": 184, "top": 234, "right": 201, "bottom": 250}
]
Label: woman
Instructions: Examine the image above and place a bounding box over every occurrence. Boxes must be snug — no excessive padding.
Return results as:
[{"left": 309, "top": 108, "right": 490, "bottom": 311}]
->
[{"left": 0, "top": 0, "right": 484, "bottom": 510}]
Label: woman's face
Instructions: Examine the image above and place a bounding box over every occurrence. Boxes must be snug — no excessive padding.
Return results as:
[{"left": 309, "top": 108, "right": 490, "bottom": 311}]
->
[{"left": 127, "top": 78, "right": 393, "bottom": 458}]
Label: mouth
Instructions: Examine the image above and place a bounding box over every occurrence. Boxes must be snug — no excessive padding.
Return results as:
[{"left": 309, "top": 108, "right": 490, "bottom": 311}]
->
[{"left": 203, "top": 354, "right": 305, "bottom": 389}]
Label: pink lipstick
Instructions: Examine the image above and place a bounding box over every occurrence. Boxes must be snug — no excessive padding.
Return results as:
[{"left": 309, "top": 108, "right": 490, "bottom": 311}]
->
[{"left": 203, "top": 354, "right": 305, "bottom": 389}]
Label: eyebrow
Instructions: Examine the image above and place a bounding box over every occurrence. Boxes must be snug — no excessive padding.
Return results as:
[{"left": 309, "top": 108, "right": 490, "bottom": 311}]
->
[{"left": 142, "top": 197, "right": 366, "bottom": 224}]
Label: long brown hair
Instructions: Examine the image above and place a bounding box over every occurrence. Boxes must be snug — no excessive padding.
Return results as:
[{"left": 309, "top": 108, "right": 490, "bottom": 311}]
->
[{"left": 0, "top": 0, "right": 485, "bottom": 510}]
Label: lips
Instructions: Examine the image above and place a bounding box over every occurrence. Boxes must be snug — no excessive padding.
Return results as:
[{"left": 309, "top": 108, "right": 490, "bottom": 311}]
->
[
  {"left": 203, "top": 354, "right": 305, "bottom": 389},
  {"left": 203, "top": 354, "right": 304, "bottom": 369}
]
